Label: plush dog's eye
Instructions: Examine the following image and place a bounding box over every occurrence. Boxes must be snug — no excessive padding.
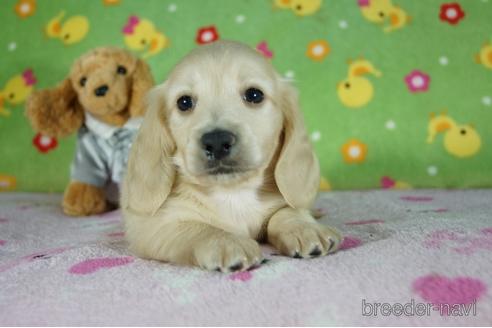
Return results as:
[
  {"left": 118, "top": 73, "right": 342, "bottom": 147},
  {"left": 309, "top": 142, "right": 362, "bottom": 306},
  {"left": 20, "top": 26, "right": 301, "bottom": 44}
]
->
[
  {"left": 243, "top": 88, "right": 264, "bottom": 104},
  {"left": 79, "top": 77, "right": 87, "bottom": 87},
  {"left": 177, "top": 95, "right": 194, "bottom": 112},
  {"left": 117, "top": 65, "right": 127, "bottom": 75}
]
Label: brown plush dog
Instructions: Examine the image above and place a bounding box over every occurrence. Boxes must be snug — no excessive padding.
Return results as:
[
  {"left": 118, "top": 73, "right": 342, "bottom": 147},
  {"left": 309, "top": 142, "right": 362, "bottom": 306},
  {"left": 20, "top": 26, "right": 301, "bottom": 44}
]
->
[{"left": 26, "top": 47, "right": 154, "bottom": 216}]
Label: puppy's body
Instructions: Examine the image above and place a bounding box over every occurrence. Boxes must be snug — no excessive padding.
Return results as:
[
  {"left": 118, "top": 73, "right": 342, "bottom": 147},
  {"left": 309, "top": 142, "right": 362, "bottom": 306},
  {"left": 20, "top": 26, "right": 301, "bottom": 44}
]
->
[{"left": 122, "top": 41, "right": 341, "bottom": 272}]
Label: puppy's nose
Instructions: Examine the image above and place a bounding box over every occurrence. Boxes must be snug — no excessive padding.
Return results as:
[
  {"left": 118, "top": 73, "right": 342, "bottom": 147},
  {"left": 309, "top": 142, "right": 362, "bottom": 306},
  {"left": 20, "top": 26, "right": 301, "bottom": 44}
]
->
[
  {"left": 94, "top": 85, "right": 109, "bottom": 97},
  {"left": 201, "top": 129, "right": 236, "bottom": 160}
]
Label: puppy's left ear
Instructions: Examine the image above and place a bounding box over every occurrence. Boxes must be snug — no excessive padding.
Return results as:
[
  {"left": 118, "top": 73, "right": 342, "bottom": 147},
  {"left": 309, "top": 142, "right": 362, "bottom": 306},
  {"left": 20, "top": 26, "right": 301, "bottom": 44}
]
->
[
  {"left": 122, "top": 84, "right": 176, "bottom": 215},
  {"left": 129, "top": 58, "right": 154, "bottom": 117},
  {"left": 274, "top": 81, "right": 320, "bottom": 209}
]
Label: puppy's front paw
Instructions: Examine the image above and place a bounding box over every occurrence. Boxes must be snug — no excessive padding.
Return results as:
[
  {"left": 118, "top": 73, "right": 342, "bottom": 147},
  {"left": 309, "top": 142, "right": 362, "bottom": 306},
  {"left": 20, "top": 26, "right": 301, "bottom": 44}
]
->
[
  {"left": 193, "top": 233, "right": 263, "bottom": 273},
  {"left": 271, "top": 221, "right": 341, "bottom": 259}
]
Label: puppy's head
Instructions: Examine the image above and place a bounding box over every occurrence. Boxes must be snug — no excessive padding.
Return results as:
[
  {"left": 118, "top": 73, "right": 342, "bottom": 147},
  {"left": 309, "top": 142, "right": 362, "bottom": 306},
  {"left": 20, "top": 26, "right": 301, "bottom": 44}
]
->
[
  {"left": 70, "top": 47, "right": 153, "bottom": 117},
  {"left": 123, "top": 40, "right": 319, "bottom": 214},
  {"left": 165, "top": 41, "right": 286, "bottom": 185}
]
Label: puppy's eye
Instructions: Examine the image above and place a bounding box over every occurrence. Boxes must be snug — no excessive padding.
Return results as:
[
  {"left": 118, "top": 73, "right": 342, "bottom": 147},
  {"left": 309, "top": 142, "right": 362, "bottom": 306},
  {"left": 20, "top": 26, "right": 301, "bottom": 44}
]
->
[
  {"left": 79, "top": 77, "right": 87, "bottom": 87},
  {"left": 243, "top": 88, "right": 264, "bottom": 104},
  {"left": 117, "top": 65, "right": 127, "bottom": 75},
  {"left": 177, "top": 95, "right": 194, "bottom": 112}
]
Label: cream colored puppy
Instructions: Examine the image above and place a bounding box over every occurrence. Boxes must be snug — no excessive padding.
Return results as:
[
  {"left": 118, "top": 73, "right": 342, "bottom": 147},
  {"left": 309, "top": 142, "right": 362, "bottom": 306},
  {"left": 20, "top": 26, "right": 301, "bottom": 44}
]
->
[{"left": 121, "top": 40, "right": 341, "bottom": 272}]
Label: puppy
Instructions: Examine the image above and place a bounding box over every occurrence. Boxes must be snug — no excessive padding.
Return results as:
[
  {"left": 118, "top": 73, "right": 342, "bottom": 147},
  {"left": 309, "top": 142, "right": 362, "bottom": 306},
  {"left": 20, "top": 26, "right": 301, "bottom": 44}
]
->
[{"left": 122, "top": 40, "right": 341, "bottom": 272}]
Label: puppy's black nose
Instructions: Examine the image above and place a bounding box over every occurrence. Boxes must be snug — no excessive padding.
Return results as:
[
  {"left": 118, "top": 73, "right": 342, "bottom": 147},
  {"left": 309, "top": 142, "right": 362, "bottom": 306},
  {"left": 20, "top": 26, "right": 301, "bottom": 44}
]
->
[
  {"left": 201, "top": 129, "right": 236, "bottom": 160},
  {"left": 94, "top": 85, "right": 109, "bottom": 97}
]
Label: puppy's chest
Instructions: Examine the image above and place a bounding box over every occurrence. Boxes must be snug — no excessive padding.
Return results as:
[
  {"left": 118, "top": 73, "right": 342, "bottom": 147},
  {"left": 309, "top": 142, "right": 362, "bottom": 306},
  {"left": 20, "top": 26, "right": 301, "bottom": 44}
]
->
[{"left": 209, "top": 189, "right": 273, "bottom": 238}]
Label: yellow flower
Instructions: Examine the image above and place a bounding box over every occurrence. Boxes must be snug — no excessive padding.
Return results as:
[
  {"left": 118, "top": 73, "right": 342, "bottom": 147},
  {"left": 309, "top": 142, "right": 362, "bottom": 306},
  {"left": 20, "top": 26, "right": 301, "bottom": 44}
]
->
[
  {"left": 341, "top": 139, "right": 367, "bottom": 163},
  {"left": 14, "top": 0, "right": 36, "bottom": 18},
  {"left": 306, "top": 40, "right": 330, "bottom": 61}
]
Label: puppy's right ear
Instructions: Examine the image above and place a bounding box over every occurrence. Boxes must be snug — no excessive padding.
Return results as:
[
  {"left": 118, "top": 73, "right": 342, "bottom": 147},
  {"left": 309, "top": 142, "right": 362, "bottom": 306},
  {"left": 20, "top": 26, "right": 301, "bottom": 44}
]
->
[
  {"left": 122, "top": 85, "right": 176, "bottom": 215},
  {"left": 25, "top": 79, "right": 84, "bottom": 138}
]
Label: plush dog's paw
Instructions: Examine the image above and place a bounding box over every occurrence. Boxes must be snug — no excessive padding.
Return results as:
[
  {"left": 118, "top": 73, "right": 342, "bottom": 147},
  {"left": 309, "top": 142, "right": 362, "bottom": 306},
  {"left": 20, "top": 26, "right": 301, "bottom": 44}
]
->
[
  {"left": 193, "top": 233, "right": 263, "bottom": 273},
  {"left": 63, "top": 181, "right": 108, "bottom": 216},
  {"left": 271, "top": 221, "right": 341, "bottom": 259}
]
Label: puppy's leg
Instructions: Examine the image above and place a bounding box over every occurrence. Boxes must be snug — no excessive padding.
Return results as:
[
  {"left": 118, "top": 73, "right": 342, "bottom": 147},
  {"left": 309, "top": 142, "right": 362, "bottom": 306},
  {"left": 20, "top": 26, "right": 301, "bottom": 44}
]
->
[
  {"left": 267, "top": 207, "right": 342, "bottom": 258},
  {"left": 63, "top": 181, "right": 107, "bottom": 216},
  {"left": 128, "top": 220, "right": 263, "bottom": 272}
]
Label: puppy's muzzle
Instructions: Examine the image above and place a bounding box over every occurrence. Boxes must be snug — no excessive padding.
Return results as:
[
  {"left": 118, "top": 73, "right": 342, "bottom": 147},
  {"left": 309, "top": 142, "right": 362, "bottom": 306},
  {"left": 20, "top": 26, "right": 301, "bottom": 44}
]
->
[{"left": 201, "top": 129, "right": 236, "bottom": 161}]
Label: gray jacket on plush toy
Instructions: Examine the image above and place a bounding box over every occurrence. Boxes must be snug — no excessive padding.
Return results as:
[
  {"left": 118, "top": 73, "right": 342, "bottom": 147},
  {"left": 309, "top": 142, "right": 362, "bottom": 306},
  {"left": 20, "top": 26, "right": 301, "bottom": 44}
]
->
[{"left": 70, "top": 113, "right": 142, "bottom": 191}]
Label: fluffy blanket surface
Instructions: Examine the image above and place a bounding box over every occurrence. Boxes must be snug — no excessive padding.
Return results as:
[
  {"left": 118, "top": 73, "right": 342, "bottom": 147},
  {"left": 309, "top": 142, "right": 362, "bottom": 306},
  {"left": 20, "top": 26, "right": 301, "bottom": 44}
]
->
[{"left": 0, "top": 190, "right": 491, "bottom": 326}]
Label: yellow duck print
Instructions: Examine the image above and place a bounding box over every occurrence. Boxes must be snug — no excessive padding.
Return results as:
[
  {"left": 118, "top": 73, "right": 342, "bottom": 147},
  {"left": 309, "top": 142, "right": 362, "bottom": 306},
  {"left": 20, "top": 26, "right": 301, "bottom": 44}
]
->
[
  {"left": 427, "top": 112, "right": 481, "bottom": 158},
  {"left": 337, "top": 58, "right": 381, "bottom": 108},
  {"left": 358, "top": 0, "right": 410, "bottom": 33},
  {"left": 475, "top": 42, "right": 492, "bottom": 70},
  {"left": 45, "top": 11, "right": 89, "bottom": 45},
  {"left": 122, "top": 16, "right": 168, "bottom": 58},
  {"left": 0, "top": 174, "right": 16, "bottom": 191},
  {"left": 273, "top": 0, "right": 322, "bottom": 16},
  {"left": 0, "top": 69, "right": 36, "bottom": 117}
]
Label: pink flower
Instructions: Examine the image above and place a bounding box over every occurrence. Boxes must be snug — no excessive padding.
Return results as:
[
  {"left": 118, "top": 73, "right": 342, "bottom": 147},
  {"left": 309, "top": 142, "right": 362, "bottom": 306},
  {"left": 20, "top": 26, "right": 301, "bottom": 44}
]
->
[
  {"left": 256, "top": 41, "right": 273, "bottom": 58},
  {"left": 404, "top": 70, "right": 430, "bottom": 93},
  {"left": 380, "top": 176, "right": 396, "bottom": 189},
  {"left": 22, "top": 69, "right": 36, "bottom": 86},
  {"left": 122, "top": 15, "right": 139, "bottom": 35}
]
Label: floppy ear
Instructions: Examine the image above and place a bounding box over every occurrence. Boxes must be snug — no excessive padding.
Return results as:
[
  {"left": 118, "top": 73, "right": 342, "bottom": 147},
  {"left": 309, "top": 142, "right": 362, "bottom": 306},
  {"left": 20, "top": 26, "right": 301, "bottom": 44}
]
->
[
  {"left": 122, "top": 85, "right": 176, "bottom": 215},
  {"left": 274, "top": 82, "right": 320, "bottom": 209},
  {"left": 25, "top": 78, "right": 84, "bottom": 138},
  {"left": 128, "top": 58, "right": 154, "bottom": 117}
]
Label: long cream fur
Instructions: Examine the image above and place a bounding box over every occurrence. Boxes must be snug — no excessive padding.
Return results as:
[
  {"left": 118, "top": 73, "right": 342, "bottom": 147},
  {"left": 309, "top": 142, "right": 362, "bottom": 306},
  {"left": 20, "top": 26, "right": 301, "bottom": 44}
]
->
[{"left": 121, "top": 40, "right": 341, "bottom": 272}]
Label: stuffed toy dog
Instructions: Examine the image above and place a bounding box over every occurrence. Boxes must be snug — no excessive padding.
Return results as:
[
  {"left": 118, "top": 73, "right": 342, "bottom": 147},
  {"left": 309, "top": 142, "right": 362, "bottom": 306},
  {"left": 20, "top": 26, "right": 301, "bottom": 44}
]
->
[{"left": 26, "top": 47, "right": 154, "bottom": 216}]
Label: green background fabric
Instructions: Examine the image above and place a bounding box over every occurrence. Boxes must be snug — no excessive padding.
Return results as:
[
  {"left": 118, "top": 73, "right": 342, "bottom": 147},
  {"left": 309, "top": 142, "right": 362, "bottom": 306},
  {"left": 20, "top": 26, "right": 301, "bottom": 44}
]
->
[{"left": 1, "top": 0, "right": 491, "bottom": 192}]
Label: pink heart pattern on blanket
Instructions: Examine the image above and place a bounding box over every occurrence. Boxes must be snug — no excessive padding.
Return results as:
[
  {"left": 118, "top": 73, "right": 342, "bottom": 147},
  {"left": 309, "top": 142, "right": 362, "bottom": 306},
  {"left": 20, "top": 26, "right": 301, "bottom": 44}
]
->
[
  {"left": 412, "top": 274, "right": 487, "bottom": 315},
  {"left": 400, "top": 196, "right": 434, "bottom": 202},
  {"left": 339, "top": 236, "right": 362, "bottom": 250},
  {"left": 69, "top": 257, "right": 134, "bottom": 275}
]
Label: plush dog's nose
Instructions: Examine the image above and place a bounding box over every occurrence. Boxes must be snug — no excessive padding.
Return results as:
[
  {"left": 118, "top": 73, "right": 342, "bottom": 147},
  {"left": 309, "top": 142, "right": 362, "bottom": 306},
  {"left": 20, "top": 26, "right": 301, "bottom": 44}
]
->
[
  {"left": 94, "top": 85, "right": 109, "bottom": 97},
  {"left": 201, "top": 129, "right": 236, "bottom": 160}
]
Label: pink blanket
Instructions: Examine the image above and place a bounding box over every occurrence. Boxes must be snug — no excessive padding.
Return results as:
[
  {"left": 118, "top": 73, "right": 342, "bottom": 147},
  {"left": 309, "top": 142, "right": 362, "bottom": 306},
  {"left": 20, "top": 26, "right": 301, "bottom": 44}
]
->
[{"left": 0, "top": 190, "right": 491, "bottom": 325}]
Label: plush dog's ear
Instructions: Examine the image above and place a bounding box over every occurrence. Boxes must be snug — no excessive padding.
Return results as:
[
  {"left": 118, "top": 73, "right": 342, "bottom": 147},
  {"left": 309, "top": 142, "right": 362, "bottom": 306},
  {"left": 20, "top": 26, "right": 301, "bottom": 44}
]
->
[
  {"left": 122, "top": 85, "right": 176, "bottom": 215},
  {"left": 25, "top": 79, "right": 84, "bottom": 138},
  {"left": 274, "top": 81, "right": 320, "bottom": 209},
  {"left": 128, "top": 58, "right": 154, "bottom": 117}
]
